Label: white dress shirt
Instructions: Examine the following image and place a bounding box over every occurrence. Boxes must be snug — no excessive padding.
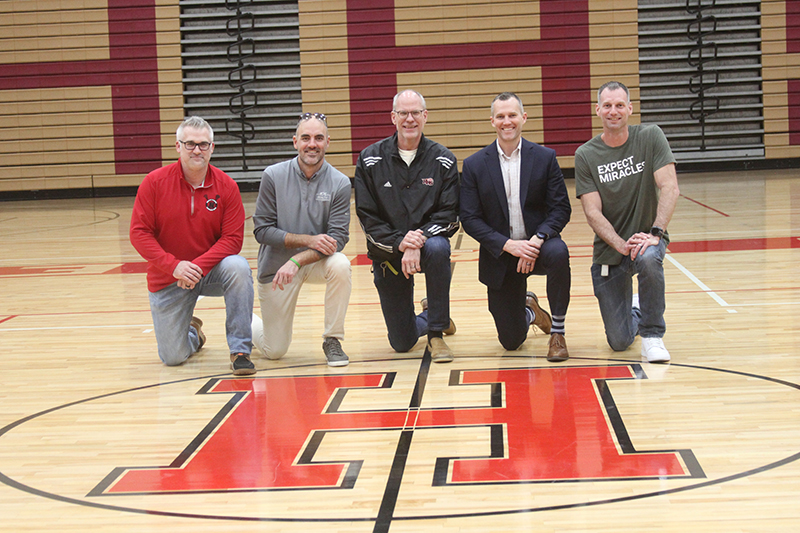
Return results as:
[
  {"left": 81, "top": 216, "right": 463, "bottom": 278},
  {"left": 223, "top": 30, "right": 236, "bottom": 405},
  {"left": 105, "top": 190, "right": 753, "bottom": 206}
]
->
[{"left": 497, "top": 139, "right": 526, "bottom": 240}]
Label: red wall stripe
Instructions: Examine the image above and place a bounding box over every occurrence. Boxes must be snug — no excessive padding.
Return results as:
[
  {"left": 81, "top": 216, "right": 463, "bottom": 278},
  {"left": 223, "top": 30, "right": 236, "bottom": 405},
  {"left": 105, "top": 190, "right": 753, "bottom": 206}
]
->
[
  {"left": 789, "top": 79, "right": 800, "bottom": 145},
  {"left": 788, "top": 0, "right": 800, "bottom": 53},
  {"left": 667, "top": 237, "right": 800, "bottom": 254},
  {"left": 788, "top": 1, "right": 800, "bottom": 146}
]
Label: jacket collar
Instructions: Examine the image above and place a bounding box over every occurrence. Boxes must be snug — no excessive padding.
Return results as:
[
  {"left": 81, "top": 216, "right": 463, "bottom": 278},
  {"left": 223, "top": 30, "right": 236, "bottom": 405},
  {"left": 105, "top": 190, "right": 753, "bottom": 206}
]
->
[{"left": 389, "top": 132, "right": 427, "bottom": 158}]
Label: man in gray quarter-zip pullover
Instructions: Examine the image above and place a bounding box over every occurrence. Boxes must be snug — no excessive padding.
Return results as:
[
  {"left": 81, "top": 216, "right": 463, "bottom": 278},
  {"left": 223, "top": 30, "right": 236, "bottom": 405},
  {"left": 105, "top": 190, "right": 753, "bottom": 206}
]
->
[{"left": 252, "top": 113, "right": 353, "bottom": 367}]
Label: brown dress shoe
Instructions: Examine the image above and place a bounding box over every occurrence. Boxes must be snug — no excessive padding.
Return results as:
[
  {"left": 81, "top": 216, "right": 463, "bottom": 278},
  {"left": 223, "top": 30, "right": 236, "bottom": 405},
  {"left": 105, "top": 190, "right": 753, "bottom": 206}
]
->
[
  {"left": 190, "top": 316, "right": 206, "bottom": 351},
  {"left": 427, "top": 337, "right": 454, "bottom": 363},
  {"left": 547, "top": 333, "right": 569, "bottom": 362},
  {"left": 420, "top": 298, "right": 457, "bottom": 335},
  {"left": 526, "top": 291, "right": 552, "bottom": 334}
]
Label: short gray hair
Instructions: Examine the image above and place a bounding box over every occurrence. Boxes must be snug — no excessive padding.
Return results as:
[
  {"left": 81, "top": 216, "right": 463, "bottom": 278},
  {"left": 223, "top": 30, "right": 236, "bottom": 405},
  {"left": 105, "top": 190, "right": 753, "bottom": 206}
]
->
[
  {"left": 176, "top": 116, "right": 214, "bottom": 142},
  {"left": 597, "top": 81, "right": 630, "bottom": 103}
]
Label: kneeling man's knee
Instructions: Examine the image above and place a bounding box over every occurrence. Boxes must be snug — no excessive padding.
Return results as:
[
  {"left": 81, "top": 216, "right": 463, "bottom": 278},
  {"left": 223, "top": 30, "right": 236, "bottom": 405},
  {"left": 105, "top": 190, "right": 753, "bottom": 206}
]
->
[
  {"left": 161, "top": 353, "right": 189, "bottom": 366},
  {"left": 220, "top": 255, "right": 252, "bottom": 278},
  {"left": 424, "top": 236, "right": 450, "bottom": 257},
  {"left": 607, "top": 335, "right": 634, "bottom": 352},
  {"left": 327, "top": 253, "right": 352, "bottom": 278},
  {"left": 389, "top": 336, "right": 417, "bottom": 353}
]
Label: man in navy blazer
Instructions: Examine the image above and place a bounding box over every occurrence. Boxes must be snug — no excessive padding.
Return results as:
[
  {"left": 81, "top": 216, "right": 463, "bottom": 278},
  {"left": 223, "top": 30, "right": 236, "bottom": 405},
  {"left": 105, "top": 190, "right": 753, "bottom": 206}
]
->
[{"left": 460, "top": 92, "right": 572, "bottom": 361}]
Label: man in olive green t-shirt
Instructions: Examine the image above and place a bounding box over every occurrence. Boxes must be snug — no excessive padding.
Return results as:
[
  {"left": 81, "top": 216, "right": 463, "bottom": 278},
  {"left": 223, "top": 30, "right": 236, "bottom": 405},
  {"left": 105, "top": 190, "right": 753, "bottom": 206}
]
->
[{"left": 574, "top": 81, "right": 680, "bottom": 363}]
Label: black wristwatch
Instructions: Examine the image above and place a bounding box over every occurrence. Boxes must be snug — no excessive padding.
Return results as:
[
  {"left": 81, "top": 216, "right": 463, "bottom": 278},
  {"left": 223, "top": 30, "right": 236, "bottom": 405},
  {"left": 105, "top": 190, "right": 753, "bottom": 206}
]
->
[
  {"left": 535, "top": 231, "right": 549, "bottom": 241},
  {"left": 650, "top": 226, "right": 665, "bottom": 238}
]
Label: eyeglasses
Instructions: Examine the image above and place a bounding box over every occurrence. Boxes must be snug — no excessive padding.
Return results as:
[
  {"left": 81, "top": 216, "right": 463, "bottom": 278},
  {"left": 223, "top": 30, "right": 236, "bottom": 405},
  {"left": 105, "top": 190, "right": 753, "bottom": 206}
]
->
[
  {"left": 179, "top": 140, "right": 212, "bottom": 151},
  {"left": 299, "top": 112, "right": 327, "bottom": 124},
  {"left": 393, "top": 109, "right": 424, "bottom": 119}
]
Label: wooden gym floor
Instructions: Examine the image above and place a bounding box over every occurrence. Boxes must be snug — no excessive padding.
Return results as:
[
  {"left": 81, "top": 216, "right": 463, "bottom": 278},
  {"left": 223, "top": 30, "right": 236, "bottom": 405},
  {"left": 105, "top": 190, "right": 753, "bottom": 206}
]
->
[{"left": 1, "top": 169, "right": 799, "bottom": 532}]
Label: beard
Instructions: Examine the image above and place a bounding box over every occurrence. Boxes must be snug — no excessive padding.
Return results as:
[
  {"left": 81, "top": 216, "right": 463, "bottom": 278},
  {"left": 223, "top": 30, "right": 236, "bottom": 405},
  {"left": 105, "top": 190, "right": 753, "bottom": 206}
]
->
[{"left": 300, "top": 150, "right": 323, "bottom": 167}]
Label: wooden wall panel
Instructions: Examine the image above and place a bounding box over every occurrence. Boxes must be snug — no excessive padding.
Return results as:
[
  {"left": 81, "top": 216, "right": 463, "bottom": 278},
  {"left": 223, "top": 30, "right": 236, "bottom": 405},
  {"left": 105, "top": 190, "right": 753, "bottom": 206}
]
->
[
  {"left": 301, "top": 0, "right": 798, "bottom": 174},
  {"left": 763, "top": 0, "right": 800, "bottom": 158},
  {"left": 0, "top": 0, "right": 110, "bottom": 64},
  {"left": 2, "top": 0, "right": 798, "bottom": 195},
  {"left": 395, "top": 67, "right": 546, "bottom": 167},
  {"left": 393, "top": 0, "right": 541, "bottom": 46},
  {"left": 298, "top": 0, "right": 353, "bottom": 176},
  {"left": 300, "top": 0, "right": 594, "bottom": 177},
  {"left": 587, "top": 0, "right": 639, "bottom": 138},
  {"left": 0, "top": 0, "right": 183, "bottom": 195}
]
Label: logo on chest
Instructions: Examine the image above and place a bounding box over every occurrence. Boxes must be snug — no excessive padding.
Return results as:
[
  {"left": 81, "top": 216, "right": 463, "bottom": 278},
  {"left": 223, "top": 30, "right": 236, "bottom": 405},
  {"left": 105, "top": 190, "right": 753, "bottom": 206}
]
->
[{"left": 204, "top": 194, "right": 220, "bottom": 212}]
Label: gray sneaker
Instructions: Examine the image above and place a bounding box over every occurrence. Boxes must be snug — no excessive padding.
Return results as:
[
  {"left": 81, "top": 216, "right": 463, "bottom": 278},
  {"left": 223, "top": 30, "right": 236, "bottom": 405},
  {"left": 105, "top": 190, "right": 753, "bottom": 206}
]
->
[{"left": 323, "top": 337, "right": 349, "bottom": 367}]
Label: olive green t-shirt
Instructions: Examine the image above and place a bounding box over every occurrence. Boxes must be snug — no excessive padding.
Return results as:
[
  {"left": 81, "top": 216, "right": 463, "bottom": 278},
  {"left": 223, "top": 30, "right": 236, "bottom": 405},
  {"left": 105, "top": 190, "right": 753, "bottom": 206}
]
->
[{"left": 574, "top": 124, "right": 676, "bottom": 265}]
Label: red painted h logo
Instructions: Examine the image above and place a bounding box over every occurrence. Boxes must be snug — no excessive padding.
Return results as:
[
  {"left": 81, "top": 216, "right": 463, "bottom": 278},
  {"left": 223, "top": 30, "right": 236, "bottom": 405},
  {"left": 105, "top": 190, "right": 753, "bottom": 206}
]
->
[{"left": 91, "top": 365, "right": 702, "bottom": 495}]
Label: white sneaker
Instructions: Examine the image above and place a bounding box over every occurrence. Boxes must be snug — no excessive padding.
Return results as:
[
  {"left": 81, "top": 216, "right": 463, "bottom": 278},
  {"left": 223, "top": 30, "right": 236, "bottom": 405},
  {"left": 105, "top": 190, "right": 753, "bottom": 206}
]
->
[{"left": 641, "top": 337, "right": 670, "bottom": 363}]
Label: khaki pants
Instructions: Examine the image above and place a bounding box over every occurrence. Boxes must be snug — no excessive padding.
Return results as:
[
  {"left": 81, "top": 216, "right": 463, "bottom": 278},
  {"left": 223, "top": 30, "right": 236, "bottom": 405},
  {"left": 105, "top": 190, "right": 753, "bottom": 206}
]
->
[{"left": 253, "top": 252, "right": 351, "bottom": 360}]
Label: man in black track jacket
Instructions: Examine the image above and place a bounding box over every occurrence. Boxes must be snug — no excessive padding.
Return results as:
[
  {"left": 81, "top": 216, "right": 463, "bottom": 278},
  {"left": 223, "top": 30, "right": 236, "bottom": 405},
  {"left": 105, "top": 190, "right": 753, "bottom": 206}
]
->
[{"left": 354, "top": 89, "right": 459, "bottom": 363}]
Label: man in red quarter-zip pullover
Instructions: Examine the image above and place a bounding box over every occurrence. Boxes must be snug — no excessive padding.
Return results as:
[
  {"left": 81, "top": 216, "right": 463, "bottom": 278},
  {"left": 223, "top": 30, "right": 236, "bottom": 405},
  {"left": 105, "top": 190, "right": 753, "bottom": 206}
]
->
[{"left": 130, "top": 116, "right": 256, "bottom": 375}]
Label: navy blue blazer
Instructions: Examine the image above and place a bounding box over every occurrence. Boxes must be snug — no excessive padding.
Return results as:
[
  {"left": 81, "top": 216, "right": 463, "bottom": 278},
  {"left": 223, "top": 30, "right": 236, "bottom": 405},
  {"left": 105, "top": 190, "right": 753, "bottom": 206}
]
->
[{"left": 460, "top": 138, "right": 571, "bottom": 290}]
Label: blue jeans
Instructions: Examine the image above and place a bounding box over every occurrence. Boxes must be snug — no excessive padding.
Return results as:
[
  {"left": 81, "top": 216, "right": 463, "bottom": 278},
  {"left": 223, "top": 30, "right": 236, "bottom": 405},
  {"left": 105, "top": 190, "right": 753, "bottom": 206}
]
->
[
  {"left": 590, "top": 238, "right": 666, "bottom": 351},
  {"left": 148, "top": 255, "right": 254, "bottom": 365},
  {"left": 372, "top": 236, "right": 451, "bottom": 352}
]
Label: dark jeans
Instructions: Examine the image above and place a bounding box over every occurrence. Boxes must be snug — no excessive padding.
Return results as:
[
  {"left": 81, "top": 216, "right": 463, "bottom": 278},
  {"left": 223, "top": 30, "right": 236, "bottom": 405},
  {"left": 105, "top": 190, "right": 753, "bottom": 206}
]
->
[
  {"left": 372, "top": 236, "right": 452, "bottom": 352},
  {"left": 487, "top": 237, "right": 571, "bottom": 351}
]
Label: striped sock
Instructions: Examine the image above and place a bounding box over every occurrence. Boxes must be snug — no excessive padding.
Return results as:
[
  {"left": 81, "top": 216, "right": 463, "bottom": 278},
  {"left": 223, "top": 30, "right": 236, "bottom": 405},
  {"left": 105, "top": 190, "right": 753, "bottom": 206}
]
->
[
  {"left": 551, "top": 314, "right": 565, "bottom": 335},
  {"left": 525, "top": 307, "right": 535, "bottom": 326}
]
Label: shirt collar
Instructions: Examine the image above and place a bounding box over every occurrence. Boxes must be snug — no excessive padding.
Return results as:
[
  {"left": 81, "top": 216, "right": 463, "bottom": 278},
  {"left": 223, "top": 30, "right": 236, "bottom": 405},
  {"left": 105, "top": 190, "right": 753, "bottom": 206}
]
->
[
  {"left": 292, "top": 157, "right": 326, "bottom": 181},
  {"left": 496, "top": 138, "right": 522, "bottom": 160}
]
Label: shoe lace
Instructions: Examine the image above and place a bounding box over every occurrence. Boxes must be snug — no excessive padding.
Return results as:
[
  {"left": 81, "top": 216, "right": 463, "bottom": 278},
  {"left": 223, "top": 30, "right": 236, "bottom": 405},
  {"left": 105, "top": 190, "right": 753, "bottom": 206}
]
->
[
  {"left": 550, "top": 334, "right": 566, "bottom": 348},
  {"left": 325, "top": 338, "right": 345, "bottom": 358},
  {"left": 643, "top": 338, "right": 662, "bottom": 348}
]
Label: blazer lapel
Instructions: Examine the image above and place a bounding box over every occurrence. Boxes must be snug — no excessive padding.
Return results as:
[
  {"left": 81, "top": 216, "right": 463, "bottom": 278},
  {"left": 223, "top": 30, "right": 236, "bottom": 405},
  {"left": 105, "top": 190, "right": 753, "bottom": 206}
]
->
[
  {"left": 519, "top": 139, "right": 534, "bottom": 205},
  {"left": 484, "top": 143, "right": 510, "bottom": 224}
]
